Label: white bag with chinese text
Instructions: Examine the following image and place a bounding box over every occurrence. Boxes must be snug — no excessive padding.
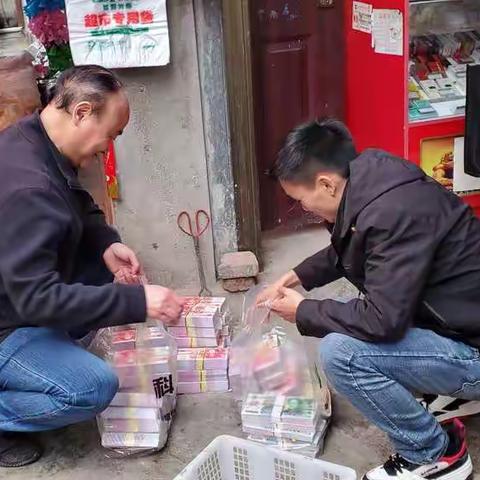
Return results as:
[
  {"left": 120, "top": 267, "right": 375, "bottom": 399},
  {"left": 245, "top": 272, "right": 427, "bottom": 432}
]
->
[{"left": 65, "top": 0, "right": 170, "bottom": 68}]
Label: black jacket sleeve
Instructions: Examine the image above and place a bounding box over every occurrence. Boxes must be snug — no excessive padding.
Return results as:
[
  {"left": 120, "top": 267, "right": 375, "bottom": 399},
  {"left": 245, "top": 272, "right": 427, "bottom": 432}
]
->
[
  {"left": 0, "top": 187, "right": 146, "bottom": 331},
  {"left": 293, "top": 245, "right": 343, "bottom": 291},
  {"left": 80, "top": 189, "right": 121, "bottom": 254},
  {"left": 296, "top": 211, "right": 438, "bottom": 342}
]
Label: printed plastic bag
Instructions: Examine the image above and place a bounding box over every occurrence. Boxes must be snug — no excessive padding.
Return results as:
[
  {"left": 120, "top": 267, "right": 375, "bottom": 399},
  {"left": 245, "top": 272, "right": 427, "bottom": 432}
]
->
[{"left": 90, "top": 275, "right": 178, "bottom": 457}]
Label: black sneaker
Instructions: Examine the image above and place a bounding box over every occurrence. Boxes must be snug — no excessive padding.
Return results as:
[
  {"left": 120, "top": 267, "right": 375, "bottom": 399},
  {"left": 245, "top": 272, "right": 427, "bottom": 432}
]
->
[
  {"left": 363, "top": 419, "right": 472, "bottom": 480},
  {"left": 0, "top": 433, "right": 43, "bottom": 468}
]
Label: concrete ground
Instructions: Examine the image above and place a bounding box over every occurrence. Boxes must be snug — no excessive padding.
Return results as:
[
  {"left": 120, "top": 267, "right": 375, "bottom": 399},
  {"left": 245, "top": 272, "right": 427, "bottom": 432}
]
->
[{"left": 3, "top": 225, "right": 480, "bottom": 479}]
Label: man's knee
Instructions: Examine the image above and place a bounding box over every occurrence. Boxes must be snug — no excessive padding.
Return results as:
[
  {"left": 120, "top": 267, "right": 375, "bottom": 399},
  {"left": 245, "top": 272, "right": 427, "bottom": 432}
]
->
[
  {"left": 63, "top": 357, "right": 118, "bottom": 415},
  {"left": 319, "top": 333, "right": 363, "bottom": 383},
  {"left": 85, "top": 359, "right": 119, "bottom": 413}
]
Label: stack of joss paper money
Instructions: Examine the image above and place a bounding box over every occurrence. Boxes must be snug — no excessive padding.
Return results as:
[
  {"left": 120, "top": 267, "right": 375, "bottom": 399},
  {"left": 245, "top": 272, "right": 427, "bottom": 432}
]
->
[
  {"left": 241, "top": 393, "right": 329, "bottom": 457},
  {"left": 167, "top": 296, "right": 231, "bottom": 394},
  {"left": 176, "top": 346, "right": 230, "bottom": 394},
  {"left": 96, "top": 325, "right": 177, "bottom": 453}
]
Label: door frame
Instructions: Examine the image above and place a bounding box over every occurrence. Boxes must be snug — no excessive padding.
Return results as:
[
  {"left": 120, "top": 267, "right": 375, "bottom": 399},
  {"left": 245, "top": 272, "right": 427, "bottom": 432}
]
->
[
  {"left": 221, "top": 0, "right": 345, "bottom": 257},
  {"left": 221, "top": 0, "right": 262, "bottom": 262}
]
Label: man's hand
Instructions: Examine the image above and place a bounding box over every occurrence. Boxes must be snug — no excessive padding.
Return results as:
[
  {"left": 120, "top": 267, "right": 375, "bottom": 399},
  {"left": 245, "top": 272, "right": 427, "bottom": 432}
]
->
[
  {"left": 255, "top": 270, "right": 301, "bottom": 306},
  {"left": 104, "top": 243, "right": 142, "bottom": 283},
  {"left": 144, "top": 285, "right": 185, "bottom": 325},
  {"left": 255, "top": 283, "right": 282, "bottom": 307},
  {"left": 271, "top": 287, "right": 305, "bottom": 323}
]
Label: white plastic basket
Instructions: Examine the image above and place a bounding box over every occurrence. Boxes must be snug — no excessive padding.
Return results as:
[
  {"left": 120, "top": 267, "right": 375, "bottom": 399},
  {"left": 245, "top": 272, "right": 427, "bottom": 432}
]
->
[{"left": 173, "top": 435, "right": 357, "bottom": 480}]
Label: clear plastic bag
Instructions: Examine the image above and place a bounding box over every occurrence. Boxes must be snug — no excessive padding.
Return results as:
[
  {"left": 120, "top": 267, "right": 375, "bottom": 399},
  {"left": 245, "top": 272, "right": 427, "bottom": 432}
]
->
[
  {"left": 26, "top": 39, "right": 49, "bottom": 78},
  {"left": 90, "top": 275, "right": 178, "bottom": 457},
  {"left": 230, "top": 286, "right": 331, "bottom": 458},
  {"left": 230, "top": 287, "right": 318, "bottom": 401},
  {"left": 91, "top": 323, "right": 177, "bottom": 457}
]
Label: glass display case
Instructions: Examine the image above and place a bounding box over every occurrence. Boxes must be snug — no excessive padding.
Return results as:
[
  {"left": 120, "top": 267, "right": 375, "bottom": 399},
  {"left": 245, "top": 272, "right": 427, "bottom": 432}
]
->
[
  {"left": 345, "top": 0, "right": 480, "bottom": 214},
  {"left": 409, "top": 0, "right": 480, "bottom": 122}
]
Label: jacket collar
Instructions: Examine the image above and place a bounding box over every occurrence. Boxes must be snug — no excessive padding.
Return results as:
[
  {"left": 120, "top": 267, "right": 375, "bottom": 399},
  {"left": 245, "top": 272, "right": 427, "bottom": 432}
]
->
[
  {"left": 331, "top": 179, "right": 349, "bottom": 241},
  {"left": 19, "top": 112, "right": 82, "bottom": 190},
  {"left": 334, "top": 149, "right": 427, "bottom": 239}
]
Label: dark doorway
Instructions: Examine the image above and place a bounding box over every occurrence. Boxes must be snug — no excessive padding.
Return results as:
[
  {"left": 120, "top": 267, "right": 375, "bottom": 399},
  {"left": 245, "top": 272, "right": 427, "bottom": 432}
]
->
[{"left": 250, "top": 0, "right": 346, "bottom": 230}]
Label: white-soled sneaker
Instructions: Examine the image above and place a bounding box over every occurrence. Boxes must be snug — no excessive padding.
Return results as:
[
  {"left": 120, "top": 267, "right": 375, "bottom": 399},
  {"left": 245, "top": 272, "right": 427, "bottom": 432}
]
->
[
  {"left": 418, "top": 394, "right": 480, "bottom": 423},
  {"left": 363, "top": 419, "right": 473, "bottom": 480}
]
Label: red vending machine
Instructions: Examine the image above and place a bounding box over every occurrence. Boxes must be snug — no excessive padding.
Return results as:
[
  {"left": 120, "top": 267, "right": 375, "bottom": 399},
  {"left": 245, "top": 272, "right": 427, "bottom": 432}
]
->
[{"left": 345, "top": 0, "right": 480, "bottom": 214}]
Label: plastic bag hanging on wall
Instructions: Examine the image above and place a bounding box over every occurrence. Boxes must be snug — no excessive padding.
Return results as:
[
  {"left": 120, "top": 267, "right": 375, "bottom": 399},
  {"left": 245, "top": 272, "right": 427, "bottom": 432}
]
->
[
  {"left": 65, "top": 0, "right": 170, "bottom": 68},
  {"left": 464, "top": 65, "right": 480, "bottom": 177}
]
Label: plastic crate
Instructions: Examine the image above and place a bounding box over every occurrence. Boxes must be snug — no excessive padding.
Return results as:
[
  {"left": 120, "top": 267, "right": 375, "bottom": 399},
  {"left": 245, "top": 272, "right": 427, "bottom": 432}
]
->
[{"left": 173, "top": 435, "right": 357, "bottom": 480}]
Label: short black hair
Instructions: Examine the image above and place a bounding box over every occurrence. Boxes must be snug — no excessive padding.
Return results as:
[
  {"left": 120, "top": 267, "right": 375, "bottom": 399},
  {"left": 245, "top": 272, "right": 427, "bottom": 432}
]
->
[
  {"left": 48, "top": 65, "right": 124, "bottom": 114},
  {"left": 274, "top": 119, "right": 357, "bottom": 183}
]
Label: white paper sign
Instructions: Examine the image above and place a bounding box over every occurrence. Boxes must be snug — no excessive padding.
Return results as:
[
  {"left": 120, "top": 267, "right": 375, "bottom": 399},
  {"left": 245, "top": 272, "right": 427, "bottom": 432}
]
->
[
  {"left": 372, "top": 9, "right": 403, "bottom": 56},
  {"left": 353, "top": 2, "right": 372, "bottom": 34},
  {"left": 453, "top": 137, "right": 480, "bottom": 193},
  {"left": 65, "top": 0, "right": 170, "bottom": 69}
]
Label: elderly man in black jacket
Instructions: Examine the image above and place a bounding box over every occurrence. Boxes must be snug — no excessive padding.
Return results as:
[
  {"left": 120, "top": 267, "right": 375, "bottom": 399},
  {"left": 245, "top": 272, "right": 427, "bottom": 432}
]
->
[
  {"left": 0, "top": 65, "right": 184, "bottom": 467},
  {"left": 259, "top": 119, "right": 480, "bottom": 480}
]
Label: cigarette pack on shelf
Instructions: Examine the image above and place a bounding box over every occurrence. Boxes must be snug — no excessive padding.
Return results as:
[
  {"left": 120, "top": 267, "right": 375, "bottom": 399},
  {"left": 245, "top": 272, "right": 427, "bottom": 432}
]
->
[
  {"left": 91, "top": 322, "right": 178, "bottom": 456},
  {"left": 408, "top": 30, "right": 480, "bottom": 121},
  {"left": 230, "top": 287, "right": 331, "bottom": 457}
]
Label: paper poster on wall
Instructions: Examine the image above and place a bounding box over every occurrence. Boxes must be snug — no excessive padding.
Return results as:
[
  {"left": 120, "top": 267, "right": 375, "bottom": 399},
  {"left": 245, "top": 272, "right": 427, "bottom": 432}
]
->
[
  {"left": 65, "top": 0, "right": 170, "bottom": 69},
  {"left": 420, "top": 136, "right": 455, "bottom": 191},
  {"left": 453, "top": 137, "right": 480, "bottom": 193},
  {"left": 372, "top": 9, "right": 403, "bottom": 56},
  {"left": 353, "top": 2, "right": 372, "bottom": 34}
]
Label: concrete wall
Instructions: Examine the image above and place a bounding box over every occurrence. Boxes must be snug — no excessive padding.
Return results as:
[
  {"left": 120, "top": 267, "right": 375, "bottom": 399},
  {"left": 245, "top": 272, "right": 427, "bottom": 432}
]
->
[
  {"left": 114, "top": 0, "right": 216, "bottom": 292},
  {"left": 193, "top": 0, "right": 238, "bottom": 267}
]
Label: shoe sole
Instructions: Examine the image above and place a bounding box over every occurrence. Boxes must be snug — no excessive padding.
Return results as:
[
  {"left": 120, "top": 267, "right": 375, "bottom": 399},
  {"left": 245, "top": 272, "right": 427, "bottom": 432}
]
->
[
  {"left": 0, "top": 450, "right": 42, "bottom": 468},
  {"left": 362, "top": 456, "right": 473, "bottom": 480},
  {"left": 428, "top": 455, "right": 473, "bottom": 480}
]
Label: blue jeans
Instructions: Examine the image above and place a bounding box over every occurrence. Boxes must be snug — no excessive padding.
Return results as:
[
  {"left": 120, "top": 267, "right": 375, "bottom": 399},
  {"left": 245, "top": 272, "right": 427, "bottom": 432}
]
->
[
  {"left": 319, "top": 328, "right": 480, "bottom": 465},
  {"left": 0, "top": 327, "right": 118, "bottom": 432}
]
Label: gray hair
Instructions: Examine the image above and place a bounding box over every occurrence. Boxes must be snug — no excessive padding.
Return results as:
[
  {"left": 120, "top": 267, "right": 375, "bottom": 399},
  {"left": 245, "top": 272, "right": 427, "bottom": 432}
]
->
[{"left": 48, "top": 65, "right": 124, "bottom": 114}]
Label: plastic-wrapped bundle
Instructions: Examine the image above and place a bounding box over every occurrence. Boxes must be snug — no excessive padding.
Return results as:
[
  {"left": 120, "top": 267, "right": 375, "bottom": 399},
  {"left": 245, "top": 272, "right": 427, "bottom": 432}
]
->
[
  {"left": 167, "top": 296, "right": 231, "bottom": 349},
  {"left": 91, "top": 323, "right": 177, "bottom": 457},
  {"left": 230, "top": 287, "right": 331, "bottom": 457},
  {"left": 167, "top": 296, "right": 232, "bottom": 394}
]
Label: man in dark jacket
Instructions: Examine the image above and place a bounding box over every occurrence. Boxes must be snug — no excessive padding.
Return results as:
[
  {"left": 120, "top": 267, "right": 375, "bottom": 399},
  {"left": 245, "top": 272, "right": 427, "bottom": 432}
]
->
[
  {"left": 259, "top": 119, "right": 480, "bottom": 480},
  {"left": 0, "top": 65, "right": 184, "bottom": 467}
]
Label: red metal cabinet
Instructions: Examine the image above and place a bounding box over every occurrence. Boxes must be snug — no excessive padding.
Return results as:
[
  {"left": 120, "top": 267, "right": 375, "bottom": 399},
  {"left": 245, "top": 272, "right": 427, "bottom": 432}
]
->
[{"left": 344, "top": 0, "right": 480, "bottom": 215}]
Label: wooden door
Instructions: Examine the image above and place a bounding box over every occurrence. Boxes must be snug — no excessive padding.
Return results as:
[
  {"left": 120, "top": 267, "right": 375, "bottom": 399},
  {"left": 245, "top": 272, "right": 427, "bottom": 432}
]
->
[{"left": 251, "top": 0, "right": 345, "bottom": 230}]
